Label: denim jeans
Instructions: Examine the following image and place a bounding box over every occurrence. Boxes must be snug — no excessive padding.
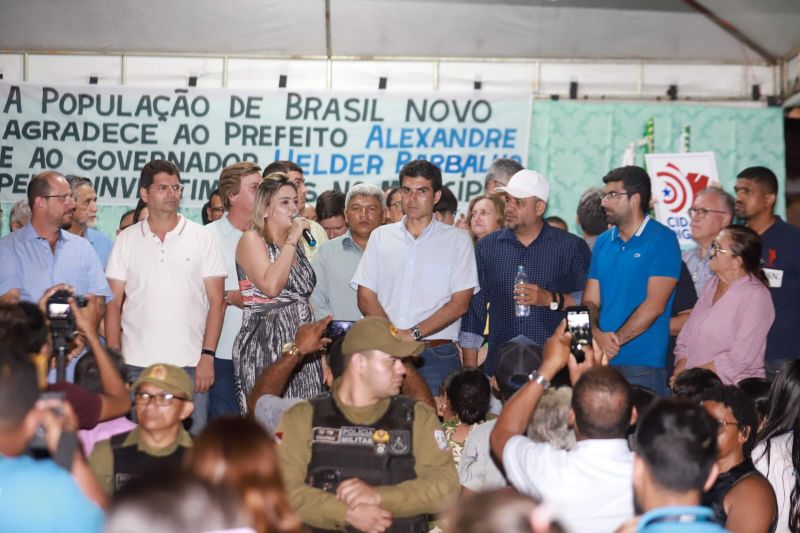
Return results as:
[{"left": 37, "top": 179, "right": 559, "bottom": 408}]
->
[
  {"left": 208, "top": 358, "right": 238, "bottom": 419},
  {"left": 615, "top": 365, "right": 670, "bottom": 397},
  {"left": 417, "top": 342, "right": 462, "bottom": 396},
  {"left": 126, "top": 364, "right": 208, "bottom": 435}
]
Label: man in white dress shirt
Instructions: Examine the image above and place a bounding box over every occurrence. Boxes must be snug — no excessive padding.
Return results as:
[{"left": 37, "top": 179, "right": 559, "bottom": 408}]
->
[{"left": 352, "top": 159, "right": 478, "bottom": 396}]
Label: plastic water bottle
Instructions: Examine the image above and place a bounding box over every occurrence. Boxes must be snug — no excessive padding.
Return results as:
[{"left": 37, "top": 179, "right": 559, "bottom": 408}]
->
[{"left": 514, "top": 265, "right": 530, "bottom": 317}]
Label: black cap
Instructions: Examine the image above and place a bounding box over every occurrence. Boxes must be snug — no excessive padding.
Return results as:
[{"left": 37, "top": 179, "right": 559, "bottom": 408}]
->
[{"left": 495, "top": 335, "right": 543, "bottom": 400}]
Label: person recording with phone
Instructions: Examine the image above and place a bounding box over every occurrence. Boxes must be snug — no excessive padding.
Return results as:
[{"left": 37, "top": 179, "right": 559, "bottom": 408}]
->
[
  {"left": 490, "top": 322, "right": 635, "bottom": 533},
  {"left": 0, "top": 347, "right": 106, "bottom": 532},
  {"left": 233, "top": 173, "right": 320, "bottom": 416}
]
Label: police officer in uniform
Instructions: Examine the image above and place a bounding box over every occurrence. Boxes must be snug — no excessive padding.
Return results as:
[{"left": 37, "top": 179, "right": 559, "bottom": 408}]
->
[
  {"left": 89, "top": 364, "right": 194, "bottom": 494},
  {"left": 277, "top": 316, "right": 459, "bottom": 532}
]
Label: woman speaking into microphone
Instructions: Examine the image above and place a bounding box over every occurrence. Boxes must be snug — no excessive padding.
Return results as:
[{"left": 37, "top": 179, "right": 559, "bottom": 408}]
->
[{"left": 232, "top": 172, "right": 320, "bottom": 414}]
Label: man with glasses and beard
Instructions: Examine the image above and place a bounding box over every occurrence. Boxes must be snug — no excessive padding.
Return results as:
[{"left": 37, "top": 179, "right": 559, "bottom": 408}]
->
[{"left": 582, "top": 166, "right": 681, "bottom": 396}]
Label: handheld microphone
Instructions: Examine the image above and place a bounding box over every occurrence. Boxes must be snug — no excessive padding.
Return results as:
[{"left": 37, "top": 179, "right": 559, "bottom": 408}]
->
[{"left": 290, "top": 214, "right": 316, "bottom": 247}]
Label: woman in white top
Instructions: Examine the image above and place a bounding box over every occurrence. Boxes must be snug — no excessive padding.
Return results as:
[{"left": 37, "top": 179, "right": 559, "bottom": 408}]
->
[{"left": 753, "top": 359, "right": 800, "bottom": 533}]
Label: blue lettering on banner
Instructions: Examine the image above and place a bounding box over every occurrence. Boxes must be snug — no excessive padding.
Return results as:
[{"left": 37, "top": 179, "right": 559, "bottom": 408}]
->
[
  {"left": 274, "top": 149, "right": 384, "bottom": 176},
  {"left": 365, "top": 125, "right": 517, "bottom": 149},
  {"left": 666, "top": 215, "right": 692, "bottom": 240},
  {"left": 394, "top": 151, "right": 523, "bottom": 175}
]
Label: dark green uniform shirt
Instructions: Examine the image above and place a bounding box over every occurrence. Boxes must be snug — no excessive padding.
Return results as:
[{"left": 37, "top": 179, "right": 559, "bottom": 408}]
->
[
  {"left": 277, "top": 388, "right": 459, "bottom": 531},
  {"left": 88, "top": 426, "right": 192, "bottom": 494}
]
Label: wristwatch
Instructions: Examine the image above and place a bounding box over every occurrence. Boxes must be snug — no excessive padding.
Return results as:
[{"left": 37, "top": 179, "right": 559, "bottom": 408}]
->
[
  {"left": 411, "top": 325, "right": 423, "bottom": 341},
  {"left": 528, "top": 369, "right": 551, "bottom": 390},
  {"left": 549, "top": 291, "right": 564, "bottom": 311},
  {"left": 281, "top": 341, "right": 302, "bottom": 358}
]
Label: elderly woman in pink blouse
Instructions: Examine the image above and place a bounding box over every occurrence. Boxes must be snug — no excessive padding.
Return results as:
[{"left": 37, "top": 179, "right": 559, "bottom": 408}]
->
[{"left": 673, "top": 225, "right": 774, "bottom": 385}]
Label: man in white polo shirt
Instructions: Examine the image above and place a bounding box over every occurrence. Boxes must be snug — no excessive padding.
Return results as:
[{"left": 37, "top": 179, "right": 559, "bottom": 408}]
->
[
  {"left": 205, "top": 161, "right": 263, "bottom": 418},
  {"left": 105, "top": 160, "right": 226, "bottom": 434},
  {"left": 352, "top": 159, "right": 479, "bottom": 396}
]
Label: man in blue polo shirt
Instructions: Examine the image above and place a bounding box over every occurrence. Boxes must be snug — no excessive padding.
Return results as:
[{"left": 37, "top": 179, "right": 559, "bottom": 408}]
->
[
  {"left": 583, "top": 166, "right": 680, "bottom": 396},
  {"left": 460, "top": 169, "right": 591, "bottom": 376},
  {"left": 734, "top": 166, "right": 800, "bottom": 379},
  {"left": 0, "top": 171, "right": 111, "bottom": 307}
]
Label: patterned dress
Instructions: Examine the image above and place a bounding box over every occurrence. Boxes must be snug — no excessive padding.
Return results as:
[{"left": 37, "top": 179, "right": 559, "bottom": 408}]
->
[
  {"left": 442, "top": 418, "right": 479, "bottom": 465},
  {"left": 232, "top": 239, "right": 322, "bottom": 414}
]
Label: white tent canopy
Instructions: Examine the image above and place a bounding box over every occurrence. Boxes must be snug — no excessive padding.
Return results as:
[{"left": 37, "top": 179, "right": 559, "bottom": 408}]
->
[
  {"left": 0, "top": 1, "right": 798, "bottom": 100},
  {"left": 2, "top": 0, "right": 798, "bottom": 62}
]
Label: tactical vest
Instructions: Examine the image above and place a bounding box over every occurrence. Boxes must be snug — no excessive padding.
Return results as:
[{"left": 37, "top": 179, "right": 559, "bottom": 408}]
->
[
  {"left": 306, "top": 394, "right": 428, "bottom": 533},
  {"left": 110, "top": 430, "right": 187, "bottom": 492}
]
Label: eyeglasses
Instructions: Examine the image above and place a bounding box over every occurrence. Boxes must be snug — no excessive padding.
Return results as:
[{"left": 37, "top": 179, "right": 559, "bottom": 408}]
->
[
  {"left": 150, "top": 184, "right": 184, "bottom": 193},
  {"left": 208, "top": 207, "right": 224, "bottom": 214},
  {"left": 389, "top": 202, "right": 403, "bottom": 210},
  {"left": 134, "top": 391, "right": 188, "bottom": 406},
  {"left": 600, "top": 191, "right": 632, "bottom": 201},
  {"left": 688, "top": 207, "right": 727, "bottom": 218},
  {"left": 42, "top": 193, "right": 72, "bottom": 202},
  {"left": 715, "top": 419, "right": 740, "bottom": 434},
  {"left": 711, "top": 240, "right": 736, "bottom": 258}
]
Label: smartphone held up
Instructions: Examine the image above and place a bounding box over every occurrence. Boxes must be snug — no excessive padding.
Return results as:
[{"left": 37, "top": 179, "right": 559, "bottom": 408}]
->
[{"left": 565, "top": 306, "right": 592, "bottom": 364}]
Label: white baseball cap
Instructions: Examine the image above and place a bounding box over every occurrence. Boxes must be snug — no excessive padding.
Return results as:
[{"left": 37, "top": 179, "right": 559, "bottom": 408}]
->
[{"left": 495, "top": 169, "right": 550, "bottom": 202}]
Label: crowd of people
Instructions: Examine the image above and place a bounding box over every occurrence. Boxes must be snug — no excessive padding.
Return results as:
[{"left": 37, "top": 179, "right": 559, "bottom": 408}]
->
[{"left": 0, "top": 154, "right": 799, "bottom": 533}]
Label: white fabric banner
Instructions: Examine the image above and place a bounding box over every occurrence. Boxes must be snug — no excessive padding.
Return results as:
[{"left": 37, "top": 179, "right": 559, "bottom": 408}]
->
[
  {"left": 645, "top": 151, "right": 720, "bottom": 246},
  {"left": 0, "top": 81, "right": 531, "bottom": 207}
]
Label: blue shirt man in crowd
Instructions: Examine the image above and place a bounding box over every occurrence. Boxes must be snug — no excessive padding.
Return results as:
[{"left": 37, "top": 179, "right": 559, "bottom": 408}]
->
[
  {"left": 311, "top": 183, "right": 385, "bottom": 321},
  {"left": 734, "top": 166, "right": 800, "bottom": 379},
  {"left": 583, "top": 166, "right": 680, "bottom": 396},
  {"left": 460, "top": 169, "right": 591, "bottom": 376},
  {"left": 0, "top": 347, "right": 105, "bottom": 533},
  {"left": 0, "top": 171, "right": 111, "bottom": 307}
]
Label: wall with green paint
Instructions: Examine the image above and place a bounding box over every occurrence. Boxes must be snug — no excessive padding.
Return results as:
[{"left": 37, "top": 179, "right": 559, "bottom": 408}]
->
[{"left": 530, "top": 101, "right": 785, "bottom": 232}]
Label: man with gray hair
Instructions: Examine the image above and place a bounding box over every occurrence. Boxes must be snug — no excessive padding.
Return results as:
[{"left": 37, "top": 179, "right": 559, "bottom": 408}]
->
[
  {"left": 8, "top": 199, "right": 31, "bottom": 232},
  {"left": 683, "top": 187, "right": 734, "bottom": 296},
  {"left": 311, "top": 184, "right": 384, "bottom": 320},
  {"left": 485, "top": 158, "right": 524, "bottom": 196},
  {"left": 65, "top": 175, "right": 113, "bottom": 267}
]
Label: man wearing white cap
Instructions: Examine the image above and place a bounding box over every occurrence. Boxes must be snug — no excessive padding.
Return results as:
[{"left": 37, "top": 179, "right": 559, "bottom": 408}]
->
[{"left": 460, "top": 169, "right": 591, "bottom": 377}]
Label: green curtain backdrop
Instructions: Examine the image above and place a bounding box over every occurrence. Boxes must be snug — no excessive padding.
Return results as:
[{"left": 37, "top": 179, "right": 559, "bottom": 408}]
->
[
  {"left": 1, "top": 100, "right": 785, "bottom": 239},
  {"left": 530, "top": 101, "right": 786, "bottom": 230}
]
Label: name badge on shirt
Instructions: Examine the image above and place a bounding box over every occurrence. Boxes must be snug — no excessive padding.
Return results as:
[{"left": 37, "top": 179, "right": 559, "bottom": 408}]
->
[{"left": 763, "top": 268, "right": 784, "bottom": 288}]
